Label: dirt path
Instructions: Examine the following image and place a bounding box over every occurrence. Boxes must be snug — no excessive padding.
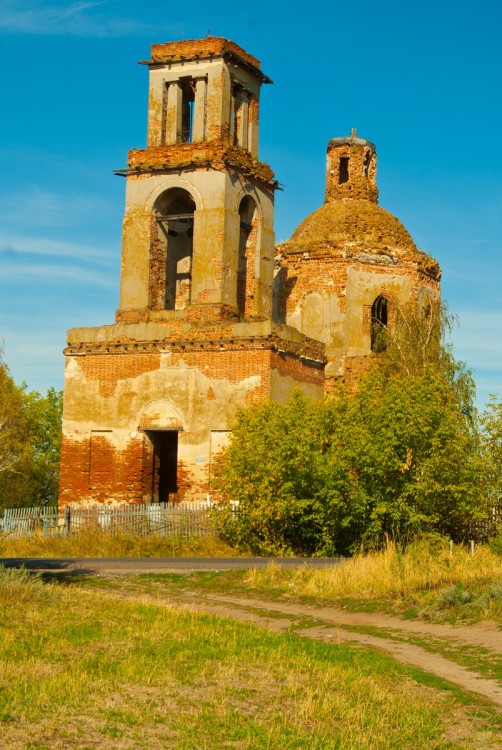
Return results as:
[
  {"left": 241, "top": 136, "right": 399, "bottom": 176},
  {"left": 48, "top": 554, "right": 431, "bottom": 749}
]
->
[
  {"left": 174, "top": 591, "right": 502, "bottom": 709},
  {"left": 202, "top": 594, "right": 502, "bottom": 651}
]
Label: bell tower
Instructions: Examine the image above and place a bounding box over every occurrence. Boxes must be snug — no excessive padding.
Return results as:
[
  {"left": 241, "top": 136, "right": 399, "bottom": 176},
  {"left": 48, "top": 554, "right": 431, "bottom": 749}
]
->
[
  {"left": 325, "top": 128, "right": 378, "bottom": 203},
  {"left": 116, "top": 37, "right": 277, "bottom": 325},
  {"left": 59, "top": 38, "right": 326, "bottom": 510}
]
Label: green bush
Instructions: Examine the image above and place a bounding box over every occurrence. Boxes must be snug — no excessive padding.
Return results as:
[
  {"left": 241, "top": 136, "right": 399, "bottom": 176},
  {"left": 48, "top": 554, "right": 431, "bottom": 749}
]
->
[
  {"left": 488, "top": 530, "right": 502, "bottom": 555},
  {"left": 214, "top": 304, "right": 501, "bottom": 556}
]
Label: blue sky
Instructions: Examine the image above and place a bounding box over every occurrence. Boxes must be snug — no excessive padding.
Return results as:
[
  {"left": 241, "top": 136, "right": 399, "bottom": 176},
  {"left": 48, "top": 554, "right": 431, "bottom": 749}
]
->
[{"left": 0, "top": 0, "right": 501, "bottom": 407}]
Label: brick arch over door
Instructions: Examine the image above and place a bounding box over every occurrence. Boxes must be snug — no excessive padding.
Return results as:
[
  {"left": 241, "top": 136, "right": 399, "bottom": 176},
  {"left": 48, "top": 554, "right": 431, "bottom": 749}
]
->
[{"left": 137, "top": 400, "right": 185, "bottom": 430}]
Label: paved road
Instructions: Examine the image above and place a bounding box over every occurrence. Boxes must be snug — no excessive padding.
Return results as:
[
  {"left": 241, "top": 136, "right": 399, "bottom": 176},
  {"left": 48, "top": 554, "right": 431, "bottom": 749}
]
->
[{"left": 0, "top": 557, "right": 342, "bottom": 574}]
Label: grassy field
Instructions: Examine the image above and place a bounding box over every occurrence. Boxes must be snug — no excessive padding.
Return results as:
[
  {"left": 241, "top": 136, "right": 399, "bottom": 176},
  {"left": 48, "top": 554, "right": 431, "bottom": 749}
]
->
[{"left": 0, "top": 566, "right": 500, "bottom": 750}]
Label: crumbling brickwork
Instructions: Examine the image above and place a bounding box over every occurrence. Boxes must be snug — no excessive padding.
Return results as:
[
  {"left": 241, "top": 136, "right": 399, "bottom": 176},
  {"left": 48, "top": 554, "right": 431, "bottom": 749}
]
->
[
  {"left": 325, "top": 130, "right": 378, "bottom": 203},
  {"left": 59, "top": 38, "right": 440, "bottom": 509},
  {"left": 149, "top": 38, "right": 262, "bottom": 73}
]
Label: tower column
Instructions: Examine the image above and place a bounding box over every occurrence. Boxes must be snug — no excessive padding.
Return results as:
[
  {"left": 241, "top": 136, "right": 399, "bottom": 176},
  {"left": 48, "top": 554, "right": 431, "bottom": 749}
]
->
[
  {"left": 166, "top": 82, "right": 183, "bottom": 144},
  {"left": 192, "top": 77, "right": 207, "bottom": 143},
  {"left": 248, "top": 96, "right": 259, "bottom": 159},
  {"left": 236, "top": 92, "right": 249, "bottom": 150}
]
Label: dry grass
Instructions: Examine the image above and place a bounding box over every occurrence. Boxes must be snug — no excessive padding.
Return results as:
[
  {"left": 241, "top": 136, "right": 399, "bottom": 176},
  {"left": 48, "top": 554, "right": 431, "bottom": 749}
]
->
[
  {"left": 0, "top": 529, "right": 240, "bottom": 558},
  {"left": 245, "top": 540, "right": 502, "bottom": 616}
]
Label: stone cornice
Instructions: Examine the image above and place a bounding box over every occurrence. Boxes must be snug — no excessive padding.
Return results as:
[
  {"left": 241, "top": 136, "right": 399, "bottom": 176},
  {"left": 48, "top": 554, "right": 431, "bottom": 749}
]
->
[
  {"left": 115, "top": 143, "right": 278, "bottom": 190},
  {"left": 64, "top": 335, "right": 327, "bottom": 366}
]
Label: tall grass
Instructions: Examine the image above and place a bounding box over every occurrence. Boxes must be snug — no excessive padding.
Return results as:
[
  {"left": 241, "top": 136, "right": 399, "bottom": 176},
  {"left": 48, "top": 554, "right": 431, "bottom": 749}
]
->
[
  {"left": 245, "top": 539, "right": 502, "bottom": 601},
  {"left": 0, "top": 529, "right": 240, "bottom": 558},
  {"left": 0, "top": 564, "right": 48, "bottom": 604}
]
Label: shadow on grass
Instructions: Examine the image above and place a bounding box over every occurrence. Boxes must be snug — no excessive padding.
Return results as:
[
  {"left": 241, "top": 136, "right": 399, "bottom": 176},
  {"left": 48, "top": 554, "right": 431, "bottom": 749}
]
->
[{"left": 0, "top": 558, "right": 100, "bottom": 583}]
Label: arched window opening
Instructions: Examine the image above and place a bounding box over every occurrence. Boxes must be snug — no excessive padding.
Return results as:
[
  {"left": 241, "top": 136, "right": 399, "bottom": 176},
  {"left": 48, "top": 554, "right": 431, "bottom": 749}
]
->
[
  {"left": 371, "top": 295, "right": 388, "bottom": 352},
  {"left": 237, "top": 196, "right": 258, "bottom": 318},
  {"left": 150, "top": 188, "right": 196, "bottom": 311}
]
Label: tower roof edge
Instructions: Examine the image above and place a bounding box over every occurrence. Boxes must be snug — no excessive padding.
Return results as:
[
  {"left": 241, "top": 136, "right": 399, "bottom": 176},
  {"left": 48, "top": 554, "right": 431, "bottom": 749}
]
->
[
  {"left": 328, "top": 132, "right": 376, "bottom": 152},
  {"left": 140, "top": 37, "right": 272, "bottom": 83}
]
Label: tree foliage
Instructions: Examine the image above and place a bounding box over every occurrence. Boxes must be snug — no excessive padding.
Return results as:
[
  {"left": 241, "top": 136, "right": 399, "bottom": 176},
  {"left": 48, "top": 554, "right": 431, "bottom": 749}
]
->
[
  {"left": 0, "top": 356, "right": 62, "bottom": 511},
  {"left": 21, "top": 387, "right": 63, "bottom": 507},
  {"left": 215, "top": 303, "right": 494, "bottom": 555},
  {"left": 0, "top": 364, "right": 32, "bottom": 507}
]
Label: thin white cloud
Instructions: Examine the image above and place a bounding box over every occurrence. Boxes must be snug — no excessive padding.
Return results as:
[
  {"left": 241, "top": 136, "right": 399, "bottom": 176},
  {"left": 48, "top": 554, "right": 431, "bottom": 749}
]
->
[
  {"left": 0, "top": 231, "right": 117, "bottom": 264},
  {"left": 0, "top": 145, "right": 122, "bottom": 186},
  {"left": 3, "top": 340, "right": 65, "bottom": 361},
  {"left": 1, "top": 187, "right": 112, "bottom": 229},
  {"left": 0, "top": 1, "right": 185, "bottom": 37},
  {"left": 0, "top": 335, "right": 67, "bottom": 391},
  {"left": 0, "top": 259, "right": 116, "bottom": 286}
]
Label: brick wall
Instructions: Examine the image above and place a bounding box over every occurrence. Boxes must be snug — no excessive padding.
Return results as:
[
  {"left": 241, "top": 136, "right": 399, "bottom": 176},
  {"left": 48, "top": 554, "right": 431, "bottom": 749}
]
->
[
  {"left": 59, "top": 343, "right": 323, "bottom": 508},
  {"left": 78, "top": 352, "right": 161, "bottom": 398}
]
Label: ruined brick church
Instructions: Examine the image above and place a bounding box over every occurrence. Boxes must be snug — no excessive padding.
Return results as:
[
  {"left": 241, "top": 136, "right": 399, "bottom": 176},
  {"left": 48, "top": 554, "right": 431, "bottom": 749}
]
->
[{"left": 58, "top": 37, "right": 440, "bottom": 508}]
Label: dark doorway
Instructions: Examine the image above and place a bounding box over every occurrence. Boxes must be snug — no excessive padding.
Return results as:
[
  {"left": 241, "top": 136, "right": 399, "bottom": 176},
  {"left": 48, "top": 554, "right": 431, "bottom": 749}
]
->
[{"left": 146, "top": 430, "right": 179, "bottom": 503}]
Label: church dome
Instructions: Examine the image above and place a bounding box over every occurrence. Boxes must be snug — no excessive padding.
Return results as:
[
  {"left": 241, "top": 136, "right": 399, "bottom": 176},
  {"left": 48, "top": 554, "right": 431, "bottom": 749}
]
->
[
  {"left": 289, "top": 198, "right": 417, "bottom": 253},
  {"left": 281, "top": 131, "right": 440, "bottom": 278}
]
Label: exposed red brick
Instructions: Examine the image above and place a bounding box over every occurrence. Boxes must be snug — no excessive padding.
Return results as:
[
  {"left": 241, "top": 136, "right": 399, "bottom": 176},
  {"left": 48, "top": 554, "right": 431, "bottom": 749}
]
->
[
  {"left": 149, "top": 37, "right": 262, "bottom": 73},
  {"left": 78, "top": 353, "right": 161, "bottom": 397}
]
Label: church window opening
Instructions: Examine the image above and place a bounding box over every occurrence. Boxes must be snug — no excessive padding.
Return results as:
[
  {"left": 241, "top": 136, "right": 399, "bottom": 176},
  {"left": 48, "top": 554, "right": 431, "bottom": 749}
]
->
[
  {"left": 364, "top": 151, "right": 371, "bottom": 177},
  {"left": 339, "top": 156, "right": 349, "bottom": 184},
  {"left": 150, "top": 188, "right": 196, "bottom": 311},
  {"left": 180, "top": 80, "right": 195, "bottom": 143},
  {"left": 231, "top": 85, "right": 250, "bottom": 149},
  {"left": 371, "top": 295, "right": 388, "bottom": 352},
  {"left": 237, "top": 196, "right": 258, "bottom": 318},
  {"left": 231, "top": 91, "right": 239, "bottom": 145}
]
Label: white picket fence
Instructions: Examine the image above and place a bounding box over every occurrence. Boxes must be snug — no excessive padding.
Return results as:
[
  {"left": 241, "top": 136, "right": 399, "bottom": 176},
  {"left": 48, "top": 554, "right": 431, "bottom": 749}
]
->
[{"left": 0, "top": 503, "right": 222, "bottom": 540}]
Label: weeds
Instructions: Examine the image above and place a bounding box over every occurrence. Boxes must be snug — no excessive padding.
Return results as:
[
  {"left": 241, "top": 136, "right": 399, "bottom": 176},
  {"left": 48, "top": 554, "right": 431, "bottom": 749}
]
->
[
  {"left": 0, "top": 564, "right": 48, "bottom": 604},
  {"left": 421, "top": 582, "right": 502, "bottom": 620}
]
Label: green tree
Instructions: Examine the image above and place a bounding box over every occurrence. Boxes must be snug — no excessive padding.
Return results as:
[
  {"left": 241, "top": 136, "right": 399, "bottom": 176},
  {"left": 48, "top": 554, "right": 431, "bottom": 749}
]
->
[
  {"left": 480, "top": 398, "right": 502, "bottom": 493},
  {"left": 325, "top": 366, "right": 484, "bottom": 549},
  {"left": 0, "top": 354, "right": 63, "bottom": 511},
  {"left": 0, "top": 361, "right": 33, "bottom": 510},
  {"left": 214, "top": 393, "right": 331, "bottom": 555},
  {"left": 21, "top": 387, "right": 63, "bottom": 507},
  {"left": 214, "top": 304, "right": 486, "bottom": 555},
  {"left": 479, "top": 397, "right": 502, "bottom": 543}
]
